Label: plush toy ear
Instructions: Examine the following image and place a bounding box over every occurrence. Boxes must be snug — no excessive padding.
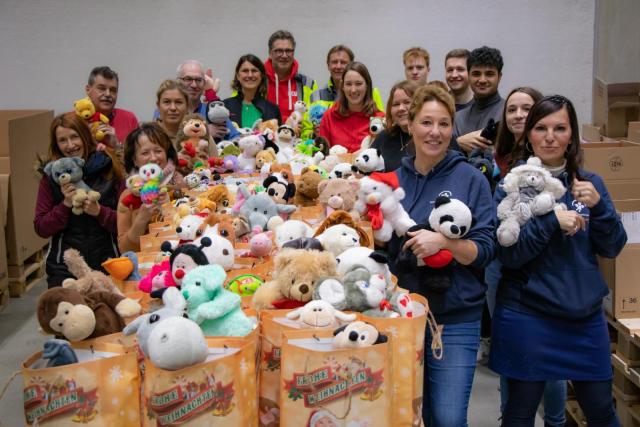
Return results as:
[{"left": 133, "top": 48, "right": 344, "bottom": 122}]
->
[
  {"left": 351, "top": 165, "right": 358, "bottom": 173},
  {"left": 317, "top": 180, "right": 329, "bottom": 194},
  {"left": 263, "top": 175, "right": 278, "bottom": 188},
  {"left": 162, "top": 287, "right": 186, "bottom": 312},
  {"left": 374, "top": 331, "right": 388, "bottom": 344},
  {"left": 160, "top": 241, "right": 175, "bottom": 255},
  {"left": 199, "top": 237, "right": 212, "bottom": 249},
  {"left": 502, "top": 173, "right": 519, "bottom": 193},
  {"left": 547, "top": 176, "right": 567, "bottom": 199},
  {"left": 300, "top": 167, "right": 311, "bottom": 175},
  {"left": 122, "top": 314, "right": 146, "bottom": 336},
  {"left": 369, "top": 251, "right": 388, "bottom": 265},
  {"left": 355, "top": 227, "right": 371, "bottom": 248},
  {"left": 376, "top": 148, "right": 382, "bottom": 157},
  {"left": 285, "top": 307, "right": 304, "bottom": 320},
  {"left": 43, "top": 162, "right": 54, "bottom": 177},
  {"left": 72, "top": 157, "right": 85, "bottom": 168},
  {"left": 434, "top": 195, "right": 451, "bottom": 208},
  {"left": 286, "top": 183, "right": 296, "bottom": 199},
  {"left": 348, "top": 180, "right": 360, "bottom": 193},
  {"left": 335, "top": 310, "right": 356, "bottom": 322},
  {"left": 333, "top": 324, "right": 348, "bottom": 336}
]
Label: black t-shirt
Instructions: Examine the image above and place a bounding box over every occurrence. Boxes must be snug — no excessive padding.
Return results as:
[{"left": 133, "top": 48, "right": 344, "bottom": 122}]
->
[{"left": 370, "top": 128, "right": 415, "bottom": 172}]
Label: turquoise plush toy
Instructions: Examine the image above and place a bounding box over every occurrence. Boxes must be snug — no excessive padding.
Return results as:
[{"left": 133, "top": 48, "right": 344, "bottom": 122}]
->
[{"left": 181, "top": 265, "right": 254, "bottom": 337}]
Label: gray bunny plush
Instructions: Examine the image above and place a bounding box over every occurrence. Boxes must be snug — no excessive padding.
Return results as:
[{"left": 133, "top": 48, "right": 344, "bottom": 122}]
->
[
  {"left": 123, "top": 287, "right": 208, "bottom": 370},
  {"left": 44, "top": 157, "right": 100, "bottom": 215}
]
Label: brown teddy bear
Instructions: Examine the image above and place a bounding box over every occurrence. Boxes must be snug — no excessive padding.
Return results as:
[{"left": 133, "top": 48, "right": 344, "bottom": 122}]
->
[
  {"left": 62, "top": 249, "right": 123, "bottom": 295},
  {"left": 252, "top": 248, "right": 337, "bottom": 310},
  {"left": 256, "top": 148, "right": 278, "bottom": 171},
  {"left": 176, "top": 113, "right": 215, "bottom": 174},
  {"left": 317, "top": 178, "right": 360, "bottom": 220},
  {"left": 37, "top": 287, "right": 141, "bottom": 342},
  {"left": 294, "top": 167, "right": 324, "bottom": 207},
  {"left": 203, "top": 184, "right": 234, "bottom": 214}
]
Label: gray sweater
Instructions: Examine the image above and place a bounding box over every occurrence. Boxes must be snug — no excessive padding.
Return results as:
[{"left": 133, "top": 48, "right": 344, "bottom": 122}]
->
[{"left": 452, "top": 92, "right": 505, "bottom": 139}]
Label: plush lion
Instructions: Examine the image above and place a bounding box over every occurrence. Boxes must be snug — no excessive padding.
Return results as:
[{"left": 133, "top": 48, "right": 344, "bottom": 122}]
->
[
  {"left": 497, "top": 156, "right": 566, "bottom": 247},
  {"left": 252, "top": 248, "right": 337, "bottom": 310}
]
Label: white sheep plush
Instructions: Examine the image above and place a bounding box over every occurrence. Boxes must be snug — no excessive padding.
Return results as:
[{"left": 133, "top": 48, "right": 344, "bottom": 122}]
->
[
  {"left": 316, "top": 224, "right": 361, "bottom": 257},
  {"left": 274, "top": 220, "right": 314, "bottom": 248},
  {"left": 354, "top": 172, "right": 416, "bottom": 242},
  {"left": 286, "top": 299, "right": 356, "bottom": 328},
  {"left": 497, "top": 156, "right": 567, "bottom": 247},
  {"left": 122, "top": 287, "right": 208, "bottom": 371}
]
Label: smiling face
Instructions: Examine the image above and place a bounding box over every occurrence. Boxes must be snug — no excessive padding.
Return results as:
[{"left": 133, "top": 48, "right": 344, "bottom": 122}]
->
[
  {"left": 342, "top": 70, "right": 366, "bottom": 110},
  {"left": 328, "top": 50, "right": 350, "bottom": 85},
  {"left": 408, "top": 100, "right": 452, "bottom": 163},
  {"left": 134, "top": 134, "right": 168, "bottom": 169},
  {"left": 445, "top": 57, "right": 469, "bottom": 93},
  {"left": 390, "top": 88, "right": 411, "bottom": 130},
  {"left": 85, "top": 75, "right": 118, "bottom": 115},
  {"left": 178, "top": 62, "right": 205, "bottom": 105},
  {"left": 528, "top": 107, "right": 572, "bottom": 167},
  {"left": 236, "top": 60, "right": 262, "bottom": 94},
  {"left": 55, "top": 126, "right": 85, "bottom": 159},
  {"left": 505, "top": 91, "right": 535, "bottom": 140},
  {"left": 269, "top": 38, "right": 295, "bottom": 75},
  {"left": 469, "top": 65, "right": 501, "bottom": 99},
  {"left": 157, "top": 88, "right": 187, "bottom": 128}
]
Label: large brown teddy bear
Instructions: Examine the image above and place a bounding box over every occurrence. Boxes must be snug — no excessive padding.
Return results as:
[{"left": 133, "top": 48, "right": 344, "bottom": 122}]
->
[
  {"left": 252, "top": 248, "right": 337, "bottom": 310},
  {"left": 37, "top": 287, "right": 141, "bottom": 342},
  {"left": 294, "top": 167, "right": 324, "bottom": 207},
  {"left": 317, "top": 178, "right": 360, "bottom": 220}
]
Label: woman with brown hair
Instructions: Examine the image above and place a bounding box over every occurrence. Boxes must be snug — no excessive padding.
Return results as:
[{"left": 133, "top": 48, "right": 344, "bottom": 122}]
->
[
  {"left": 370, "top": 80, "right": 418, "bottom": 171},
  {"left": 117, "top": 122, "right": 182, "bottom": 253},
  {"left": 155, "top": 79, "right": 189, "bottom": 142},
  {"left": 318, "top": 61, "right": 384, "bottom": 152},
  {"left": 34, "top": 112, "right": 124, "bottom": 287}
]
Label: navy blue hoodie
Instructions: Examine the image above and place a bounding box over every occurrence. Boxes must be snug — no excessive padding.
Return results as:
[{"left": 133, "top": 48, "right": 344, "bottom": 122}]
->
[
  {"left": 494, "top": 169, "right": 627, "bottom": 320},
  {"left": 387, "top": 150, "right": 496, "bottom": 324}
]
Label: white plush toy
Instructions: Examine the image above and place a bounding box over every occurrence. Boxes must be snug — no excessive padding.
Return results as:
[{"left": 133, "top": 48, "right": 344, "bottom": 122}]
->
[
  {"left": 286, "top": 300, "right": 356, "bottom": 328},
  {"left": 122, "top": 287, "right": 208, "bottom": 371},
  {"left": 275, "top": 220, "right": 314, "bottom": 248},
  {"left": 175, "top": 214, "right": 210, "bottom": 245},
  {"left": 354, "top": 172, "right": 416, "bottom": 242},
  {"left": 353, "top": 148, "right": 385, "bottom": 175},
  {"left": 329, "top": 162, "right": 355, "bottom": 180},
  {"left": 195, "top": 226, "right": 235, "bottom": 271},
  {"left": 497, "top": 156, "right": 567, "bottom": 247},
  {"left": 329, "top": 145, "right": 349, "bottom": 155},
  {"left": 286, "top": 100, "right": 307, "bottom": 129},
  {"left": 237, "top": 134, "right": 265, "bottom": 171},
  {"left": 360, "top": 116, "right": 386, "bottom": 150},
  {"left": 336, "top": 247, "right": 394, "bottom": 291},
  {"left": 316, "top": 224, "right": 361, "bottom": 257}
]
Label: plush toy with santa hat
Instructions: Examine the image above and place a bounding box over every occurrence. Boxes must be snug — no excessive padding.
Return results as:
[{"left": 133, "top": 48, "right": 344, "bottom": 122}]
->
[
  {"left": 307, "top": 409, "right": 339, "bottom": 427},
  {"left": 354, "top": 172, "right": 416, "bottom": 242}
]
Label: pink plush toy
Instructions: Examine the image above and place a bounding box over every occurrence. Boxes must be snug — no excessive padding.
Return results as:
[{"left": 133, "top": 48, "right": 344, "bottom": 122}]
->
[
  {"left": 138, "top": 260, "right": 177, "bottom": 295},
  {"left": 249, "top": 232, "right": 273, "bottom": 258}
]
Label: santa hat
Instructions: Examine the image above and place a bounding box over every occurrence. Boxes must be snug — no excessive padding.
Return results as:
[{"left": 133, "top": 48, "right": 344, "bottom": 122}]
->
[
  {"left": 307, "top": 409, "right": 339, "bottom": 427},
  {"left": 368, "top": 172, "right": 400, "bottom": 190}
]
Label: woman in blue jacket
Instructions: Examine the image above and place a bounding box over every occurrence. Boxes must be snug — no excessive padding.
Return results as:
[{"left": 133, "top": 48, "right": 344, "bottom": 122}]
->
[
  {"left": 387, "top": 85, "right": 495, "bottom": 426},
  {"left": 491, "top": 95, "right": 626, "bottom": 426}
]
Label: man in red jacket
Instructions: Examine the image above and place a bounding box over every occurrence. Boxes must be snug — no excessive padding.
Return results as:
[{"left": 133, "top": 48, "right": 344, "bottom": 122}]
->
[{"left": 264, "top": 30, "right": 317, "bottom": 126}]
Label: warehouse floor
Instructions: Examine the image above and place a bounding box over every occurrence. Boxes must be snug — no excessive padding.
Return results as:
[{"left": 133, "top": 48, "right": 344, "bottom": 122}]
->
[{"left": 0, "top": 279, "right": 544, "bottom": 426}]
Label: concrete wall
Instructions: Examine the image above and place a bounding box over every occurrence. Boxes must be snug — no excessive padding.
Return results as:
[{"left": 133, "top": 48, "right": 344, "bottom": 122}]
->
[{"left": 0, "top": 0, "right": 596, "bottom": 123}]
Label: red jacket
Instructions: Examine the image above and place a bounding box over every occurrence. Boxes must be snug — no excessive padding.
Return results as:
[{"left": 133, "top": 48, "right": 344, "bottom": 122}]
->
[
  {"left": 265, "top": 59, "right": 313, "bottom": 123},
  {"left": 318, "top": 104, "right": 384, "bottom": 153}
]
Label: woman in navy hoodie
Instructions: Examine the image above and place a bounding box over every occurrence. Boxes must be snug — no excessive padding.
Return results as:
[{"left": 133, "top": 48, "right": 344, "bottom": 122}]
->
[
  {"left": 387, "top": 85, "right": 495, "bottom": 426},
  {"left": 491, "top": 95, "right": 626, "bottom": 426}
]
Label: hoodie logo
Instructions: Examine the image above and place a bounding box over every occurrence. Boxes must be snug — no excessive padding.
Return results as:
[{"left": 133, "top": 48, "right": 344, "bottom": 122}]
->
[
  {"left": 572, "top": 199, "right": 586, "bottom": 213},
  {"left": 289, "top": 90, "right": 298, "bottom": 97},
  {"left": 438, "top": 190, "right": 452, "bottom": 198}
]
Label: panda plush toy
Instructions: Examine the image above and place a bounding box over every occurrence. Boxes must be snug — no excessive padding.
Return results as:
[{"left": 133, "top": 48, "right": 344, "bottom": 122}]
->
[
  {"left": 351, "top": 148, "right": 385, "bottom": 175},
  {"left": 395, "top": 196, "right": 473, "bottom": 293}
]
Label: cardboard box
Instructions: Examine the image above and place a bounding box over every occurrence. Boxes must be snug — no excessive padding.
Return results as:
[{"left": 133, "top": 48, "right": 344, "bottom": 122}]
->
[
  {"left": 592, "top": 78, "right": 640, "bottom": 138},
  {"left": 581, "top": 140, "right": 640, "bottom": 181},
  {"left": 0, "top": 110, "right": 52, "bottom": 265},
  {"left": 581, "top": 124, "right": 602, "bottom": 142},
  {"left": 601, "top": 200, "right": 640, "bottom": 319},
  {"left": 629, "top": 122, "right": 640, "bottom": 143},
  {"left": 0, "top": 181, "right": 8, "bottom": 293}
]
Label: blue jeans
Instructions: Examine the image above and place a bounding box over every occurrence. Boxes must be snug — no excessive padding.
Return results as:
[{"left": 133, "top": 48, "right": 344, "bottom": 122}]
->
[
  {"left": 500, "top": 377, "right": 567, "bottom": 426},
  {"left": 423, "top": 320, "right": 480, "bottom": 427}
]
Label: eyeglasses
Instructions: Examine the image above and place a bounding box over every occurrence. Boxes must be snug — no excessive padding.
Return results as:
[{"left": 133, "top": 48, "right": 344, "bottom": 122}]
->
[
  {"left": 179, "top": 76, "right": 205, "bottom": 85},
  {"left": 272, "top": 48, "right": 294, "bottom": 57}
]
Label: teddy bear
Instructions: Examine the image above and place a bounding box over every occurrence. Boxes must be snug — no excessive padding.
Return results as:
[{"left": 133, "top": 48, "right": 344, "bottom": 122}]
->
[
  {"left": 181, "top": 265, "right": 254, "bottom": 336},
  {"left": 274, "top": 220, "right": 314, "bottom": 248},
  {"left": 285, "top": 300, "right": 356, "bottom": 328},
  {"left": 73, "top": 97, "right": 109, "bottom": 142},
  {"left": 239, "top": 186, "right": 296, "bottom": 232},
  {"left": 252, "top": 248, "right": 337, "bottom": 310},
  {"left": 44, "top": 157, "right": 101, "bottom": 215},
  {"left": 317, "top": 178, "right": 360, "bottom": 219},
  {"left": 237, "top": 133, "right": 265, "bottom": 171},
  {"left": 332, "top": 321, "right": 387, "bottom": 349},
  {"left": 123, "top": 287, "right": 208, "bottom": 370},
  {"left": 138, "top": 260, "right": 177, "bottom": 297},
  {"left": 360, "top": 116, "right": 386, "bottom": 150},
  {"left": 497, "top": 156, "right": 567, "bottom": 247},
  {"left": 294, "top": 167, "right": 325, "bottom": 207},
  {"left": 121, "top": 174, "right": 145, "bottom": 210},
  {"left": 62, "top": 248, "right": 122, "bottom": 296},
  {"left": 256, "top": 147, "right": 278, "bottom": 172},
  {"left": 355, "top": 172, "right": 415, "bottom": 242},
  {"left": 202, "top": 184, "right": 234, "bottom": 214},
  {"left": 37, "top": 287, "right": 141, "bottom": 342},
  {"left": 352, "top": 148, "right": 385, "bottom": 176},
  {"left": 176, "top": 114, "right": 213, "bottom": 173}
]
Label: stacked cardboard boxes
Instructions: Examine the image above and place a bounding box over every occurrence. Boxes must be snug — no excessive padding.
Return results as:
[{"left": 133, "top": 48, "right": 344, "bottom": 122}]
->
[
  {"left": 0, "top": 110, "right": 52, "bottom": 294},
  {"left": 592, "top": 79, "right": 640, "bottom": 138}
]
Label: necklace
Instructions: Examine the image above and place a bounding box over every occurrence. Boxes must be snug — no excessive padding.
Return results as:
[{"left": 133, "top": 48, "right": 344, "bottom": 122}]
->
[{"left": 399, "top": 132, "right": 410, "bottom": 152}]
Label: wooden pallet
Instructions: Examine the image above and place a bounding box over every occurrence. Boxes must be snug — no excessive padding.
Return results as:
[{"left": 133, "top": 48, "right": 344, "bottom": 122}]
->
[
  {"left": 565, "top": 399, "right": 587, "bottom": 426},
  {"left": 0, "top": 287, "right": 9, "bottom": 312},
  {"left": 8, "top": 246, "right": 46, "bottom": 297}
]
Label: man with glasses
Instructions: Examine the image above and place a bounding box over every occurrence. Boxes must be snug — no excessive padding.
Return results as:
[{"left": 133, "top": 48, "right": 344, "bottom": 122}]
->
[
  {"left": 264, "top": 30, "right": 317, "bottom": 126},
  {"left": 170, "top": 60, "right": 238, "bottom": 140},
  {"left": 85, "top": 66, "right": 138, "bottom": 148}
]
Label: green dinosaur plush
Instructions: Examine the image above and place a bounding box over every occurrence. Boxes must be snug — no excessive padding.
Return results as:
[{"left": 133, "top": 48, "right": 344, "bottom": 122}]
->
[{"left": 181, "top": 265, "right": 254, "bottom": 337}]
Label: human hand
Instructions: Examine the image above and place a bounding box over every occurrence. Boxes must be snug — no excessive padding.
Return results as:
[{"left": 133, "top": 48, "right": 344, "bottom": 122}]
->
[
  {"left": 61, "top": 183, "right": 77, "bottom": 208},
  {"left": 204, "top": 68, "right": 220, "bottom": 92},
  {"left": 572, "top": 178, "right": 600, "bottom": 208},
  {"left": 208, "top": 123, "right": 228, "bottom": 140},
  {"left": 402, "top": 229, "right": 447, "bottom": 260},
  {"left": 96, "top": 123, "right": 118, "bottom": 148},
  {"left": 456, "top": 130, "right": 491, "bottom": 153},
  {"left": 83, "top": 199, "right": 101, "bottom": 217},
  {"left": 555, "top": 210, "right": 586, "bottom": 236},
  {"left": 134, "top": 203, "right": 161, "bottom": 226}
]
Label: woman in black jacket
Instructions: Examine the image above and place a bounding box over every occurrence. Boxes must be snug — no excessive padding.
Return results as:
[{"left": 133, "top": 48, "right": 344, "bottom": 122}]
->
[{"left": 224, "top": 54, "right": 281, "bottom": 128}]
